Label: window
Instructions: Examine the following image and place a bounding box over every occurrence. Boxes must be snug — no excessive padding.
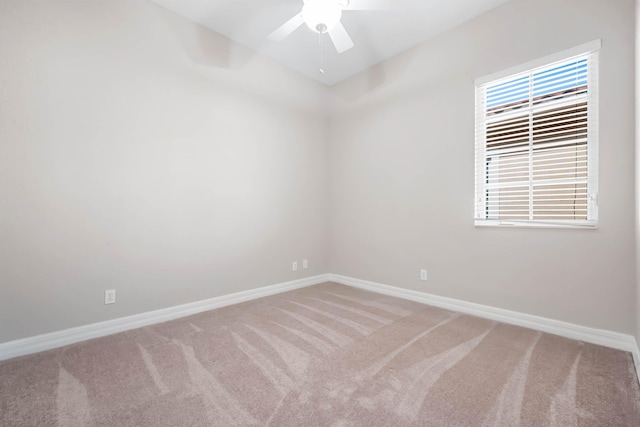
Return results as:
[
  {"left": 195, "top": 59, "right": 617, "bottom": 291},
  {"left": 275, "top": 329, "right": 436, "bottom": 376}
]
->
[{"left": 474, "top": 41, "right": 600, "bottom": 228}]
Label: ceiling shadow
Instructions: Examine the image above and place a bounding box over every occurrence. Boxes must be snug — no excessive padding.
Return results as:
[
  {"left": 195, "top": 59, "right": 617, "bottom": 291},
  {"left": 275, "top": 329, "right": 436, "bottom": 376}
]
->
[
  {"left": 331, "top": 40, "right": 416, "bottom": 105},
  {"left": 154, "top": 3, "right": 255, "bottom": 70}
]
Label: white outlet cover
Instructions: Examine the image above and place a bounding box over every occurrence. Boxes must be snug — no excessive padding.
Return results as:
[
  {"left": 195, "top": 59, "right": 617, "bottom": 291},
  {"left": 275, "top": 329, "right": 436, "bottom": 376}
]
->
[
  {"left": 303, "top": 259, "right": 308, "bottom": 269},
  {"left": 292, "top": 262, "right": 298, "bottom": 271},
  {"left": 105, "top": 289, "right": 116, "bottom": 305},
  {"left": 420, "top": 270, "right": 428, "bottom": 281}
]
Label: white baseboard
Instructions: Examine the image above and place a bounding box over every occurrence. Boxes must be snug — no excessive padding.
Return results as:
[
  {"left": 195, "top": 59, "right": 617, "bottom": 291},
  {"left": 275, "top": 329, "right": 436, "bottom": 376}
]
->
[
  {"left": 329, "top": 274, "right": 639, "bottom": 355},
  {"left": 3, "top": 271, "right": 639, "bottom": 387},
  {"left": 0, "top": 274, "right": 330, "bottom": 361},
  {"left": 632, "top": 338, "right": 640, "bottom": 385}
]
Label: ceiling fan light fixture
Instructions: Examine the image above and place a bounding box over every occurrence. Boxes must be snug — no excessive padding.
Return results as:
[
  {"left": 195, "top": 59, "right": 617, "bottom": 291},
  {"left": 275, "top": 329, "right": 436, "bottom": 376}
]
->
[{"left": 301, "top": 0, "right": 342, "bottom": 33}]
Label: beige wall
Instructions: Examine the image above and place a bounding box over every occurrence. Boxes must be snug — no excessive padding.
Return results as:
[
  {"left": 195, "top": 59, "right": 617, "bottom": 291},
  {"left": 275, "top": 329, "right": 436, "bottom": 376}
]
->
[
  {"left": 0, "top": 0, "right": 328, "bottom": 343},
  {"left": 636, "top": 0, "right": 640, "bottom": 345},
  {"left": 1, "top": 0, "right": 638, "bottom": 344},
  {"left": 328, "top": 0, "right": 637, "bottom": 334}
]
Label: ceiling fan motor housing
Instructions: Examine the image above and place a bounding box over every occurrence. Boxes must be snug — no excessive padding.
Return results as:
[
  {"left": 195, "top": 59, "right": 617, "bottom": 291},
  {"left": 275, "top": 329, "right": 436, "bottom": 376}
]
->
[{"left": 301, "top": 0, "right": 343, "bottom": 33}]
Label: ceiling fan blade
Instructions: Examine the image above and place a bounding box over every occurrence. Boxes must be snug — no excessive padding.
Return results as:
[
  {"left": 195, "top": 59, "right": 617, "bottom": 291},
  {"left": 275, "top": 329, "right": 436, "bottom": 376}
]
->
[
  {"left": 343, "top": 0, "right": 393, "bottom": 10},
  {"left": 268, "top": 14, "right": 304, "bottom": 41},
  {"left": 328, "top": 22, "right": 354, "bottom": 53}
]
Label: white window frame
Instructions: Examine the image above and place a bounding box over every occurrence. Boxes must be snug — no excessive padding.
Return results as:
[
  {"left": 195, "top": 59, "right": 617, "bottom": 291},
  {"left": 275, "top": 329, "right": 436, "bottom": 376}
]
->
[{"left": 474, "top": 40, "right": 600, "bottom": 229}]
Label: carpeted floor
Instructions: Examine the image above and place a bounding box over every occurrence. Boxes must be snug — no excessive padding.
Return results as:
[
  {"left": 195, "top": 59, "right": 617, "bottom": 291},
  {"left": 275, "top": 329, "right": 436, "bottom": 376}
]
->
[{"left": 1, "top": 282, "right": 639, "bottom": 426}]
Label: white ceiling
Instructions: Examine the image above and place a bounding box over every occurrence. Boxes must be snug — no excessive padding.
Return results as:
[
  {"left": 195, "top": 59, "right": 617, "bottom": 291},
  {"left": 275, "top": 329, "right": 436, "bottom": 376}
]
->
[{"left": 152, "top": 0, "right": 511, "bottom": 86}]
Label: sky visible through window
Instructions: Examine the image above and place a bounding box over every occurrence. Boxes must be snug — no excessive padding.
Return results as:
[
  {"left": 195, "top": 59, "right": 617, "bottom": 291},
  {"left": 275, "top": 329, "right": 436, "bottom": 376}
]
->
[{"left": 486, "top": 59, "right": 588, "bottom": 109}]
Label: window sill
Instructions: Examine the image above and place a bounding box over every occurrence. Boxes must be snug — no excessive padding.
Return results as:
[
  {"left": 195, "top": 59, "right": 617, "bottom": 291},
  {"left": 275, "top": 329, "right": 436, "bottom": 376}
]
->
[{"left": 474, "top": 220, "right": 598, "bottom": 230}]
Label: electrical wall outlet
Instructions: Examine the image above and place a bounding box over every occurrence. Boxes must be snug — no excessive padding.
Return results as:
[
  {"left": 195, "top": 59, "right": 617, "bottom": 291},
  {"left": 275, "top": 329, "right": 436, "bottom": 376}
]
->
[
  {"left": 303, "top": 259, "right": 308, "bottom": 269},
  {"left": 292, "top": 261, "right": 298, "bottom": 271},
  {"left": 105, "top": 289, "right": 116, "bottom": 304},
  {"left": 420, "top": 270, "right": 428, "bottom": 281}
]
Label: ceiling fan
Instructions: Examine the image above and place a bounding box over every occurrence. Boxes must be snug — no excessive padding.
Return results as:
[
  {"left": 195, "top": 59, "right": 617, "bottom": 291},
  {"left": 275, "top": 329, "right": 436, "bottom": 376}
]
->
[{"left": 268, "top": 0, "right": 391, "bottom": 54}]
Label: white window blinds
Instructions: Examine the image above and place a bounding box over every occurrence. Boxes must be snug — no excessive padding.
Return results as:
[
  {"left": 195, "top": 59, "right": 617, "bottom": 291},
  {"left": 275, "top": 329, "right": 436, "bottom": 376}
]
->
[{"left": 474, "top": 42, "right": 599, "bottom": 228}]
